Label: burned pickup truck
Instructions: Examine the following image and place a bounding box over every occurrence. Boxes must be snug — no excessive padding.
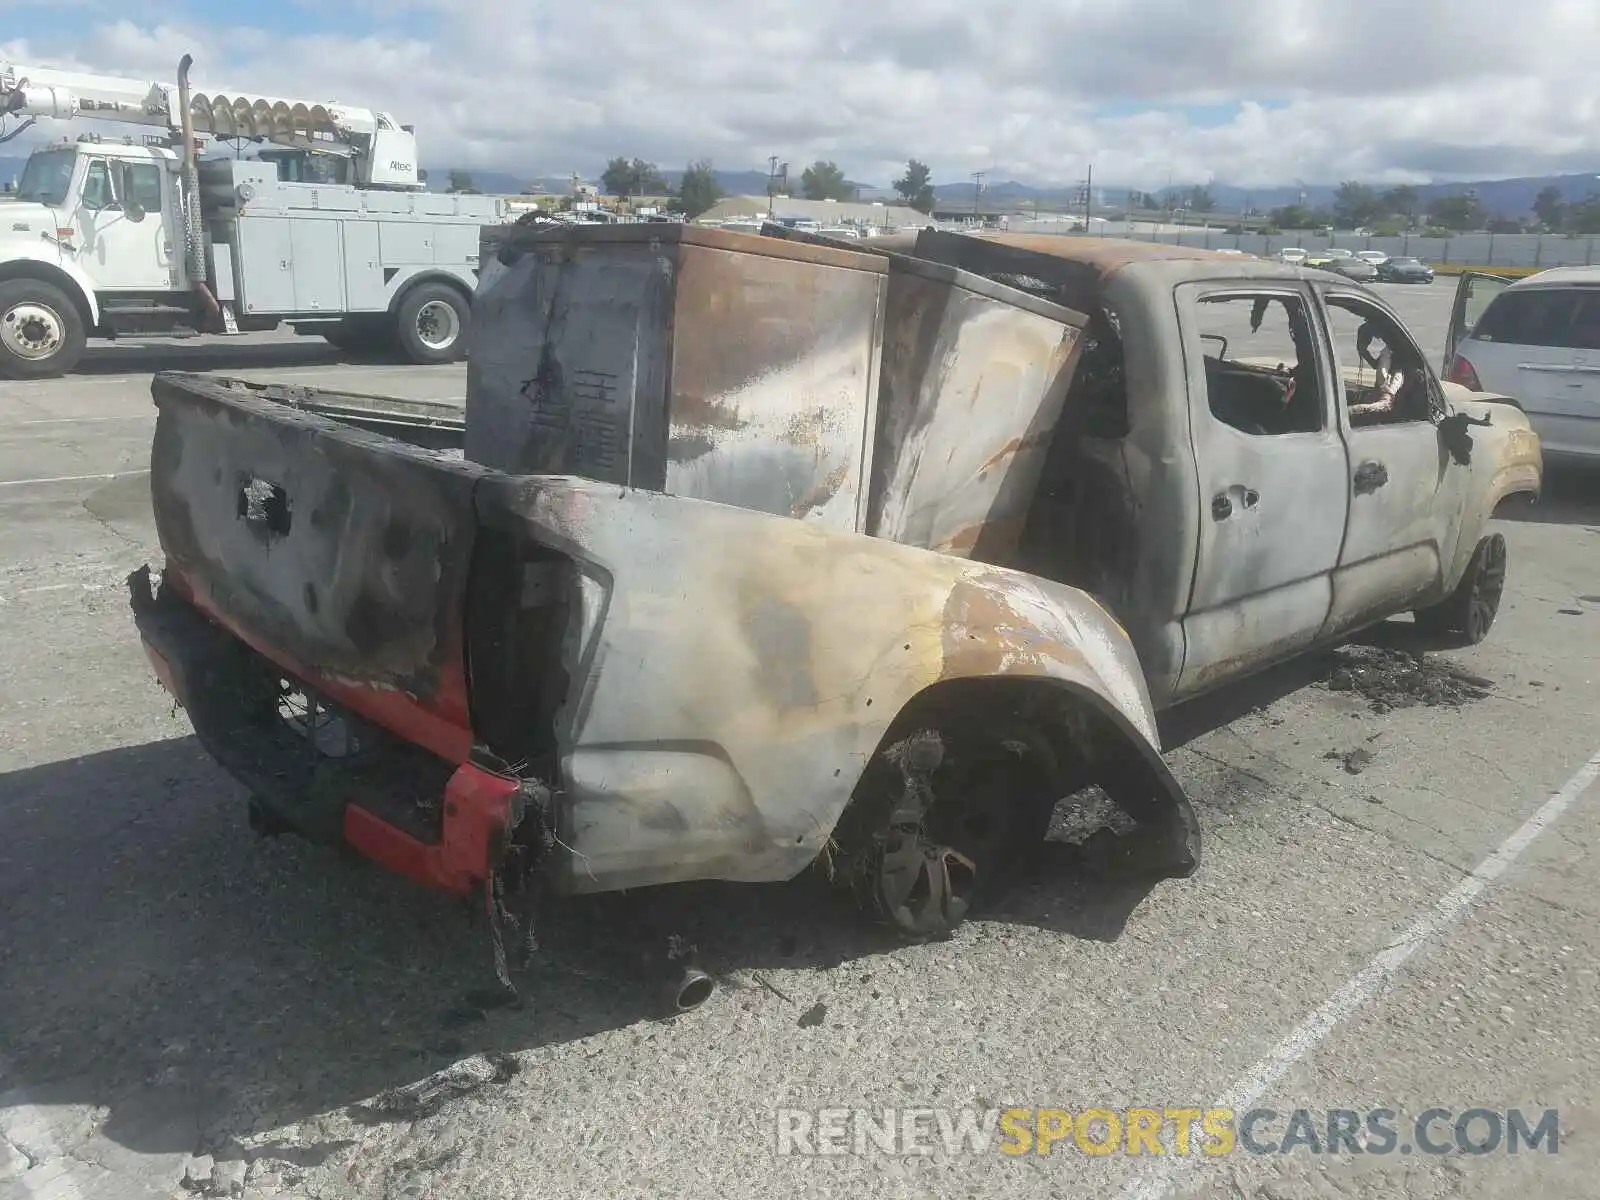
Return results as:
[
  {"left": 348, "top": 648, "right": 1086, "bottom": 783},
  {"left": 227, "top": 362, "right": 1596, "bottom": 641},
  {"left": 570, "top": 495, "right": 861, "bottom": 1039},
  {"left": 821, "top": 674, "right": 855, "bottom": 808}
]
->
[{"left": 129, "top": 228, "right": 1541, "bottom": 972}]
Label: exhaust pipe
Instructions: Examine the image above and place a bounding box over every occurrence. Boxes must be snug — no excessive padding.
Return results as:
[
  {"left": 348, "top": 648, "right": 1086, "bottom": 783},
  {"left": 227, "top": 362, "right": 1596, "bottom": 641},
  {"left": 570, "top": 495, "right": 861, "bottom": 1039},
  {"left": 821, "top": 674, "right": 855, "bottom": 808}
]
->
[
  {"left": 662, "top": 965, "right": 716, "bottom": 1015},
  {"left": 175, "top": 55, "right": 222, "bottom": 329}
]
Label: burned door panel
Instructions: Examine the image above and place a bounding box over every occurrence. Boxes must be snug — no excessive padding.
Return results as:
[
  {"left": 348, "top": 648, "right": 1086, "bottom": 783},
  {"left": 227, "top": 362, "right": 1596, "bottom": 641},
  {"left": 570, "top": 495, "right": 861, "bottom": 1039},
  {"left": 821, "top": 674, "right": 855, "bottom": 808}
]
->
[
  {"left": 1174, "top": 283, "right": 1349, "bottom": 700},
  {"left": 1320, "top": 291, "right": 1465, "bottom": 632}
]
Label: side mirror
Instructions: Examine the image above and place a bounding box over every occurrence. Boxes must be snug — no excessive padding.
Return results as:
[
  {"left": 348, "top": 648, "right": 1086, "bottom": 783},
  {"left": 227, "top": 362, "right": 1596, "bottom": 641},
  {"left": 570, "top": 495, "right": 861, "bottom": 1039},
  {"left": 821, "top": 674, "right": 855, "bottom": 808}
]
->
[{"left": 124, "top": 202, "right": 146, "bottom": 223}]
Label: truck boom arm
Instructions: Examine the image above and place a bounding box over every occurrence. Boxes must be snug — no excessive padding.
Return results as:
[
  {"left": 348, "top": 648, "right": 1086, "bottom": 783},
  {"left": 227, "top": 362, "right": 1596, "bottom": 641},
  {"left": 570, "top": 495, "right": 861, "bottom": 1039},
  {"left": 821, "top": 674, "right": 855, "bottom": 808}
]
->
[{"left": 0, "top": 59, "right": 411, "bottom": 159}]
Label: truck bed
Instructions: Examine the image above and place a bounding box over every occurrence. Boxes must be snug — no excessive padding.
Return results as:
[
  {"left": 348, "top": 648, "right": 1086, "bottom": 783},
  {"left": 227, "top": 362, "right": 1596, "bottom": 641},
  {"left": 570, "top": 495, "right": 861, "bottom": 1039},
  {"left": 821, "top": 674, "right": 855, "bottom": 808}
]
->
[{"left": 130, "top": 369, "right": 1193, "bottom": 907}]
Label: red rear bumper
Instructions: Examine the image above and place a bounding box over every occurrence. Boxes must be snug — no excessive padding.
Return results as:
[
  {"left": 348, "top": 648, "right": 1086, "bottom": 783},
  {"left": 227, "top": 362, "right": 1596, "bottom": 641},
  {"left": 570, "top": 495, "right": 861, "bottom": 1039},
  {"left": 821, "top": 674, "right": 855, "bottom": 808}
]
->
[{"left": 131, "top": 565, "right": 523, "bottom": 899}]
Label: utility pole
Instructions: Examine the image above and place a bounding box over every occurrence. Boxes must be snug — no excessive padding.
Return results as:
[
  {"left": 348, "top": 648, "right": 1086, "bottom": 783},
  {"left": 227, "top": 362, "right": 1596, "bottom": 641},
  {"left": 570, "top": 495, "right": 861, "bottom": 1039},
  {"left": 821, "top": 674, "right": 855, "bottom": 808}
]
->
[
  {"left": 971, "top": 170, "right": 985, "bottom": 222},
  {"left": 767, "top": 155, "right": 779, "bottom": 215},
  {"left": 1084, "top": 163, "right": 1093, "bottom": 226}
]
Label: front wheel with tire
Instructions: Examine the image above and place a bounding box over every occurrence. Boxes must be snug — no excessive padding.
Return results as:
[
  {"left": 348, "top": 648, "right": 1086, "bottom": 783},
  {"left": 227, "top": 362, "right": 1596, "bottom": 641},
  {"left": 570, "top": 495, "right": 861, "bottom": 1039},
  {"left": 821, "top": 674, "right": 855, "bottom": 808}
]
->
[
  {"left": 394, "top": 283, "right": 470, "bottom": 365},
  {"left": 0, "top": 279, "right": 87, "bottom": 379},
  {"left": 1413, "top": 532, "right": 1507, "bottom": 645}
]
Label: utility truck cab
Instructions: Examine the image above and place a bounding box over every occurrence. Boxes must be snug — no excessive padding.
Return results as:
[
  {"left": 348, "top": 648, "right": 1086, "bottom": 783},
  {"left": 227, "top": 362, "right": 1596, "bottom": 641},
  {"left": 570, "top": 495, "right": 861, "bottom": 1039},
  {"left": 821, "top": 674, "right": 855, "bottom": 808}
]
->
[
  {"left": 1, "top": 139, "right": 185, "bottom": 370},
  {"left": 0, "top": 54, "right": 510, "bottom": 377}
]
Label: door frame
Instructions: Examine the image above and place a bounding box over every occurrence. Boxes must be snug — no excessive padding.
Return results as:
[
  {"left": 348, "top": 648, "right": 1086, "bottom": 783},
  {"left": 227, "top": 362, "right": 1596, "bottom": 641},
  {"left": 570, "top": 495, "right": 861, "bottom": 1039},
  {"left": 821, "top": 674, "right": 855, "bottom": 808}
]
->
[{"left": 1445, "top": 271, "right": 1514, "bottom": 370}]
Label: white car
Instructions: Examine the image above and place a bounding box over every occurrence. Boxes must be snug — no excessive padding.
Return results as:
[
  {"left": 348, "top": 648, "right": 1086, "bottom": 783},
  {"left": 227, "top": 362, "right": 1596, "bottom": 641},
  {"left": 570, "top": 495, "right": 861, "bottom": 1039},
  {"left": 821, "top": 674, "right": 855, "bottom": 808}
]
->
[
  {"left": 1445, "top": 268, "right": 1600, "bottom": 460},
  {"left": 1276, "top": 247, "right": 1309, "bottom": 264},
  {"left": 1356, "top": 250, "right": 1389, "bottom": 266}
]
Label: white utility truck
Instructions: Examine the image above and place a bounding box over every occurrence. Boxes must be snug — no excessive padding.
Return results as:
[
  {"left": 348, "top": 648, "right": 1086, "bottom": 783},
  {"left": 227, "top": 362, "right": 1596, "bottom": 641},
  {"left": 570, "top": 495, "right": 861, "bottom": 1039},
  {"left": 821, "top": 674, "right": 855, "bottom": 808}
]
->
[{"left": 0, "top": 54, "right": 509, "bottom": 377}]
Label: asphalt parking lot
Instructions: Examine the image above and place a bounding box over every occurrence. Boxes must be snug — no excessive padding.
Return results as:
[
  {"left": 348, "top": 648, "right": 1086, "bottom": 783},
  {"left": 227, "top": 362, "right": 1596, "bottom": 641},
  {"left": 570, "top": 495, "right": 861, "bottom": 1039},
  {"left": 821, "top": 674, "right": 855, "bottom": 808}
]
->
[{"left": 2, "top": 284, "right": 1598, "bottom": 1200}]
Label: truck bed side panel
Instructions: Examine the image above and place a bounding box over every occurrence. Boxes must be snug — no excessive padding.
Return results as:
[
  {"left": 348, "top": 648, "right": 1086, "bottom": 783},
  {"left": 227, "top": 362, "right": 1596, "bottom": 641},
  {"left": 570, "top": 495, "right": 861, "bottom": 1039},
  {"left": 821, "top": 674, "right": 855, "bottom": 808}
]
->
[{"left": 148, "top": 372, "right": 488, "bottom": 743}]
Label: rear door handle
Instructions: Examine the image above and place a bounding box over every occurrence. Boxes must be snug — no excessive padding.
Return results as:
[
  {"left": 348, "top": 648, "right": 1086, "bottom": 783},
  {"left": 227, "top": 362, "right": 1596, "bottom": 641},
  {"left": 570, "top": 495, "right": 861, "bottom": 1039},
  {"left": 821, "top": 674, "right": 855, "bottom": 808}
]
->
[
  {"left": 1353, "top": 460, "right": 1388, "bottom": 494},
  {"left": 1211, "top": 488, "right": 1259, "bottom": 520}
]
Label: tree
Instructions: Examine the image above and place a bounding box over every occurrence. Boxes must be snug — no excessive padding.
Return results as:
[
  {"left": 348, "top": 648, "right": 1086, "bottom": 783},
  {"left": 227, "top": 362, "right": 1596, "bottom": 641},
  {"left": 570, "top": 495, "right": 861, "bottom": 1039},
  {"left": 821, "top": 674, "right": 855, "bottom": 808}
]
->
[
  {"left": 1333, "top": 181, "right": 1382, "bottom": 228},
  {"left": 800, "top": 160, "right": 851, "bottom": 202},
  {"left": 1187, "top": 185, "right": 1216, "bottom": 213},
  {"left": 600, "top": 156, "right": 667, "bottom": 199},
  {"left": 893, "top": 159, "right": 936, "bottom": 213},
  {"left": 1567, "top": 193, "right": 1600, "bottom": 236},
  {"left": 1380, "top": 184, "right": 1419, "bottom": 224},
  {"left": 1269, "top": 203, "right": 1320, "bottom": 230},
  {"left": 674, "top": 159, "right": 722, "bottom": 220},
  {"left": 1532, "top": 184, "right": 1565, "bottom": 231},
  {"left": 447, "top": 169, "right": 476, "bottom": 194},
  {"left": 1426, "top": 193, "right": 1479, "bottom": 231}
]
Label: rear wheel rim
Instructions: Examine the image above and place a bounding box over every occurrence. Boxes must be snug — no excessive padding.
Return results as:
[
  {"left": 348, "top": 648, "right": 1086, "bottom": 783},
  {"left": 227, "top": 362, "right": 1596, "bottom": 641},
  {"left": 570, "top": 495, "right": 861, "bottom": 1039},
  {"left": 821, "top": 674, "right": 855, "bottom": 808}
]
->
[
  {"left": 414, "top": 299, "right": 460, "bottom": 350},
  {"left": 1467, "top": 535, "right": 1506, "bottom": 641},
  {"left": 1, "top": 301, "right": 65, "bottom": 361}
]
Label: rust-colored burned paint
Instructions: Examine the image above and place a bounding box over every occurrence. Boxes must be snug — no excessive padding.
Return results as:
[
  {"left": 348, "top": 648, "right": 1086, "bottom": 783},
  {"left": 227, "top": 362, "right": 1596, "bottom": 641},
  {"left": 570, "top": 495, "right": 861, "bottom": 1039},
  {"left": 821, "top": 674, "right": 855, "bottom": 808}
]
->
[
  {"left": 467, "top": 475, "right": 1174, "bottom": 892},
  {"left": 671, "top": 390, "right": 750, "bottom": 432},
  {"left": 865, "top": 256, "right": 1085, "bottom": 562},
  {"left": 965, "top": 233, "right": 1235, "bottom": 278},
  {"left": 974, "top": 430, "right": 1055, "bottom": 477}
]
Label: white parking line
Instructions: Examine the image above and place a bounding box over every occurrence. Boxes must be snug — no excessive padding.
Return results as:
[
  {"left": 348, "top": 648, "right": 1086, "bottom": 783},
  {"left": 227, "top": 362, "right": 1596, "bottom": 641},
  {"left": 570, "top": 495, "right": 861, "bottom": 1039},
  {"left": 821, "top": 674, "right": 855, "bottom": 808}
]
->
[
  {"left": 0, "top": 469, "right": 150, "bottom": 489},
  {"left": 7, "top": 414, "right": 154, "bottom": 427},
  {"left": 1129, "top": 745, "right": 1600, "bottom": 1200}
]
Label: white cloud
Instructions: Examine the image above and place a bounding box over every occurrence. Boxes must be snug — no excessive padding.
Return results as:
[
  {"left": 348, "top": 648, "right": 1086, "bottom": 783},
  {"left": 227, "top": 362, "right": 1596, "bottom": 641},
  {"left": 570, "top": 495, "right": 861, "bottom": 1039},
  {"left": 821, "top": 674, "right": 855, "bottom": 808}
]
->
[{"left": 6, "top": 1, "right": 1600, "bottom": 188}]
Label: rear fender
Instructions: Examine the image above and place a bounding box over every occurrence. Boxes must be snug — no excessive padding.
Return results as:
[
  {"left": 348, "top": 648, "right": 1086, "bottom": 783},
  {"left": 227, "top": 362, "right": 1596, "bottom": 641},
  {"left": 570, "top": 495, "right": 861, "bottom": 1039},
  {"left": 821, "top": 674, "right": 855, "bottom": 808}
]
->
[{"left": 469, "top": 476, "right": 1195, "bottom": 894}]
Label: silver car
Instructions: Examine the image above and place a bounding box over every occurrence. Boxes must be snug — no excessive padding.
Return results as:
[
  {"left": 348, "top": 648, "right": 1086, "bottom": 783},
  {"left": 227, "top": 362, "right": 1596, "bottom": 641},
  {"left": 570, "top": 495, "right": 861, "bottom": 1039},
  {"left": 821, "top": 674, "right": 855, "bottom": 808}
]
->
[{"left": 1445, "top": 268, "right": 1600, "bottom": 460}]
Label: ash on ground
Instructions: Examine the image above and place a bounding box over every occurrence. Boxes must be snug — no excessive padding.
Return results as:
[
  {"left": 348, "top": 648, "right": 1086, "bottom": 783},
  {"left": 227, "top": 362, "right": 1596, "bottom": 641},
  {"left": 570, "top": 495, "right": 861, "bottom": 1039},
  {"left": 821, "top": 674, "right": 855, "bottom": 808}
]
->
[{"left": 1320, "top": 644, "right": 1492, "bottom": 713}]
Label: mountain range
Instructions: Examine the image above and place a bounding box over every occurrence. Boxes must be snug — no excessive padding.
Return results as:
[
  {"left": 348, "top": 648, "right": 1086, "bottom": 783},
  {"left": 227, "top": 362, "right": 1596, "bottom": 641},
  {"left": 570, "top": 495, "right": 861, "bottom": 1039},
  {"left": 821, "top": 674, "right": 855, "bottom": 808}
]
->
[{"left": 4, "top": 153, "right": 1597, "bottom": 218}]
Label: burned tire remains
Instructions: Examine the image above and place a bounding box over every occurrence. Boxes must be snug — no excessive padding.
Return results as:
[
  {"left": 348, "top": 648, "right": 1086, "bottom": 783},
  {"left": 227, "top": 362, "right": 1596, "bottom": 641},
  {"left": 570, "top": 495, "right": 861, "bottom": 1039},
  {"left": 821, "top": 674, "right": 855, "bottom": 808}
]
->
[
  {"left": 1413, "top": 532, "right": 1507, "bottom": 646},
  {"left": 828, "top": 683, "right": 1200, "bottom": 939}
]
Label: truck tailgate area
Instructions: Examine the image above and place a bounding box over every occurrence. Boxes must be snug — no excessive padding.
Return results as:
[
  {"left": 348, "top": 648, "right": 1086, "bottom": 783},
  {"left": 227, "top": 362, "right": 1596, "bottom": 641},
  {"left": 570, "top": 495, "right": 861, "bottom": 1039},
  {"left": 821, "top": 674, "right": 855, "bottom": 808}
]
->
[{"left": 146, "top": 372, "right": 485, "bottom": 763}]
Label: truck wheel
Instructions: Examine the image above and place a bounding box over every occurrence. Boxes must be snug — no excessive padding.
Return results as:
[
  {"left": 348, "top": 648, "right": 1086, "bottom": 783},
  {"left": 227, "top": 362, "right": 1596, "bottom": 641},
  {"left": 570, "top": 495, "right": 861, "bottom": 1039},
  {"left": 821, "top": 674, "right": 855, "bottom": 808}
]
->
[
  {"left": 1413, "top": 532, "right": 1507, "bottom": 645},
  {"left": 0, "top": 279, "right": 87, "bottom": 379},
  {"left": 830, "top": 724, "right": 1056, "bottom": 940},
  {"left": 395, "top": 283, "right": 469, "bottom": 364}
]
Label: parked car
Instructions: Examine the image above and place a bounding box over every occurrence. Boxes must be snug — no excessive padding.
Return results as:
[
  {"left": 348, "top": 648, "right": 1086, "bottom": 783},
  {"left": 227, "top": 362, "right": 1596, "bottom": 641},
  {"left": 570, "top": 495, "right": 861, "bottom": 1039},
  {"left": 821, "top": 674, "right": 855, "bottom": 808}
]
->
[
  {"left": 1356, "top": 250, "right": 1389, "bottom": 266},
  {"left": 1312, "top": 253, "right": 1381, "bottom": 282},
  {"left": 1377, "top": 256, "right": 1436, "bottom": 284},
  {"left": 1306, "top": 247, "right": 1355, "bottom": 266},
  {"left": 128, "top": 232, "right": 1541, "bottom": 975},
  {"left": 1445, "top": 267, "right": 1600, "bottom": 460},
  {"left": 1276, "top": 247, "right": 1310, "bottom": 265}
]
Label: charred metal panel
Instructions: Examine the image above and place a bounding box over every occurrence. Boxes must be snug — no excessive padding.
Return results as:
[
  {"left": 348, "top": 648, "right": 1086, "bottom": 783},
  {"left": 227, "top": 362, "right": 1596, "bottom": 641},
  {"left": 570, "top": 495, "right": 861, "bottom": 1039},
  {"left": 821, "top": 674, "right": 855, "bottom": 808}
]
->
[
  {"left": 866, "top": 255, "right": 1085, "bottom": 560},
  {"left": 467, "top": 224, "right": 889, "bottom": 531},
  {"left": 472, "top": 474, "right": 1185, "bottom": 893},
  {"left": 467, "top": 234, "right": 672, "bottom": 486},
  {"left": 148, "top": 372, "right": 489, "bottom": 708},
  {"left": 662, "top": 238, "right": 886, "bottom": 527}
]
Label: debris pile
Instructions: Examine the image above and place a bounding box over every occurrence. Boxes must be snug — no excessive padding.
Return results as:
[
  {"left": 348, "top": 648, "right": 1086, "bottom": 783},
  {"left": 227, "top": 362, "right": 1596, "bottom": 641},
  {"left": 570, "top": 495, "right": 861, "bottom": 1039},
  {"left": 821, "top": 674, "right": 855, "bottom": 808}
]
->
[{"left": 1320, "top": 645, "right": 1492, "bottom": 713}]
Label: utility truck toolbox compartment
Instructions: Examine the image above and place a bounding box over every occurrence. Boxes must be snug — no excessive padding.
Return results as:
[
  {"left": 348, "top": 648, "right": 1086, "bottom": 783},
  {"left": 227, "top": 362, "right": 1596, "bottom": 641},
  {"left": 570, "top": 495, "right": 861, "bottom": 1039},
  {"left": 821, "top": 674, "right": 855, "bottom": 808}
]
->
[
  {"left": 469, "top": 224, "right": 891, "bottom": 531},
  {"left": 468, "top": 224, "right": 1087, "bottom": 554}
]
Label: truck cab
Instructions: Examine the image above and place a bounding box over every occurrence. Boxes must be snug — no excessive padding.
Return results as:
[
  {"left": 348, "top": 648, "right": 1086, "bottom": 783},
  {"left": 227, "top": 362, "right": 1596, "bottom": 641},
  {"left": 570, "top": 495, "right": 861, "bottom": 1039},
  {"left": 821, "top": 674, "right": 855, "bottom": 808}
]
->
[{"left": 0, "top": 139, "right": 186, "bottom": 373}]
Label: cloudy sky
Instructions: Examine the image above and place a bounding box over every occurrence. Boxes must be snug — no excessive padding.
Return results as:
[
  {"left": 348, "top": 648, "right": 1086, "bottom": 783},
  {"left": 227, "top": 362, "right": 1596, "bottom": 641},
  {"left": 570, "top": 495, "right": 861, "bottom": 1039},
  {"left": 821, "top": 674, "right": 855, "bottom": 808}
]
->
[{"left": 4, "top": 0, "right": 1598, "bottom": 188}]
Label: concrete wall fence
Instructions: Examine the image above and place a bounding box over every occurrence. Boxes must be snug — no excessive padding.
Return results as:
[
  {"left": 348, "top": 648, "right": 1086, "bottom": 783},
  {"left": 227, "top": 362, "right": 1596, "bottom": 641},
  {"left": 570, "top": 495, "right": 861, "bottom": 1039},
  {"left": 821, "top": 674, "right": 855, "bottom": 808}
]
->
[{"left": 1007, "top": 223, "right": 1600, "bottom": 270}]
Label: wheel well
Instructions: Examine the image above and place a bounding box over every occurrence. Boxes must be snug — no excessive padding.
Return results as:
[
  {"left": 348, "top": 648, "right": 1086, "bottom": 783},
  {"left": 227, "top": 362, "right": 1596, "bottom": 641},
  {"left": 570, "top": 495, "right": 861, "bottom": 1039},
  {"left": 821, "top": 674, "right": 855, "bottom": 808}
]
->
[
  {"left": 837, "top": 675, "right": 1196, "bottom": 861},
  {"left": 389, "top": 272, "right": 473, "bottom": 316},
  {"left": 0, "top": 261, "right": 94, "bottom": 328}
]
